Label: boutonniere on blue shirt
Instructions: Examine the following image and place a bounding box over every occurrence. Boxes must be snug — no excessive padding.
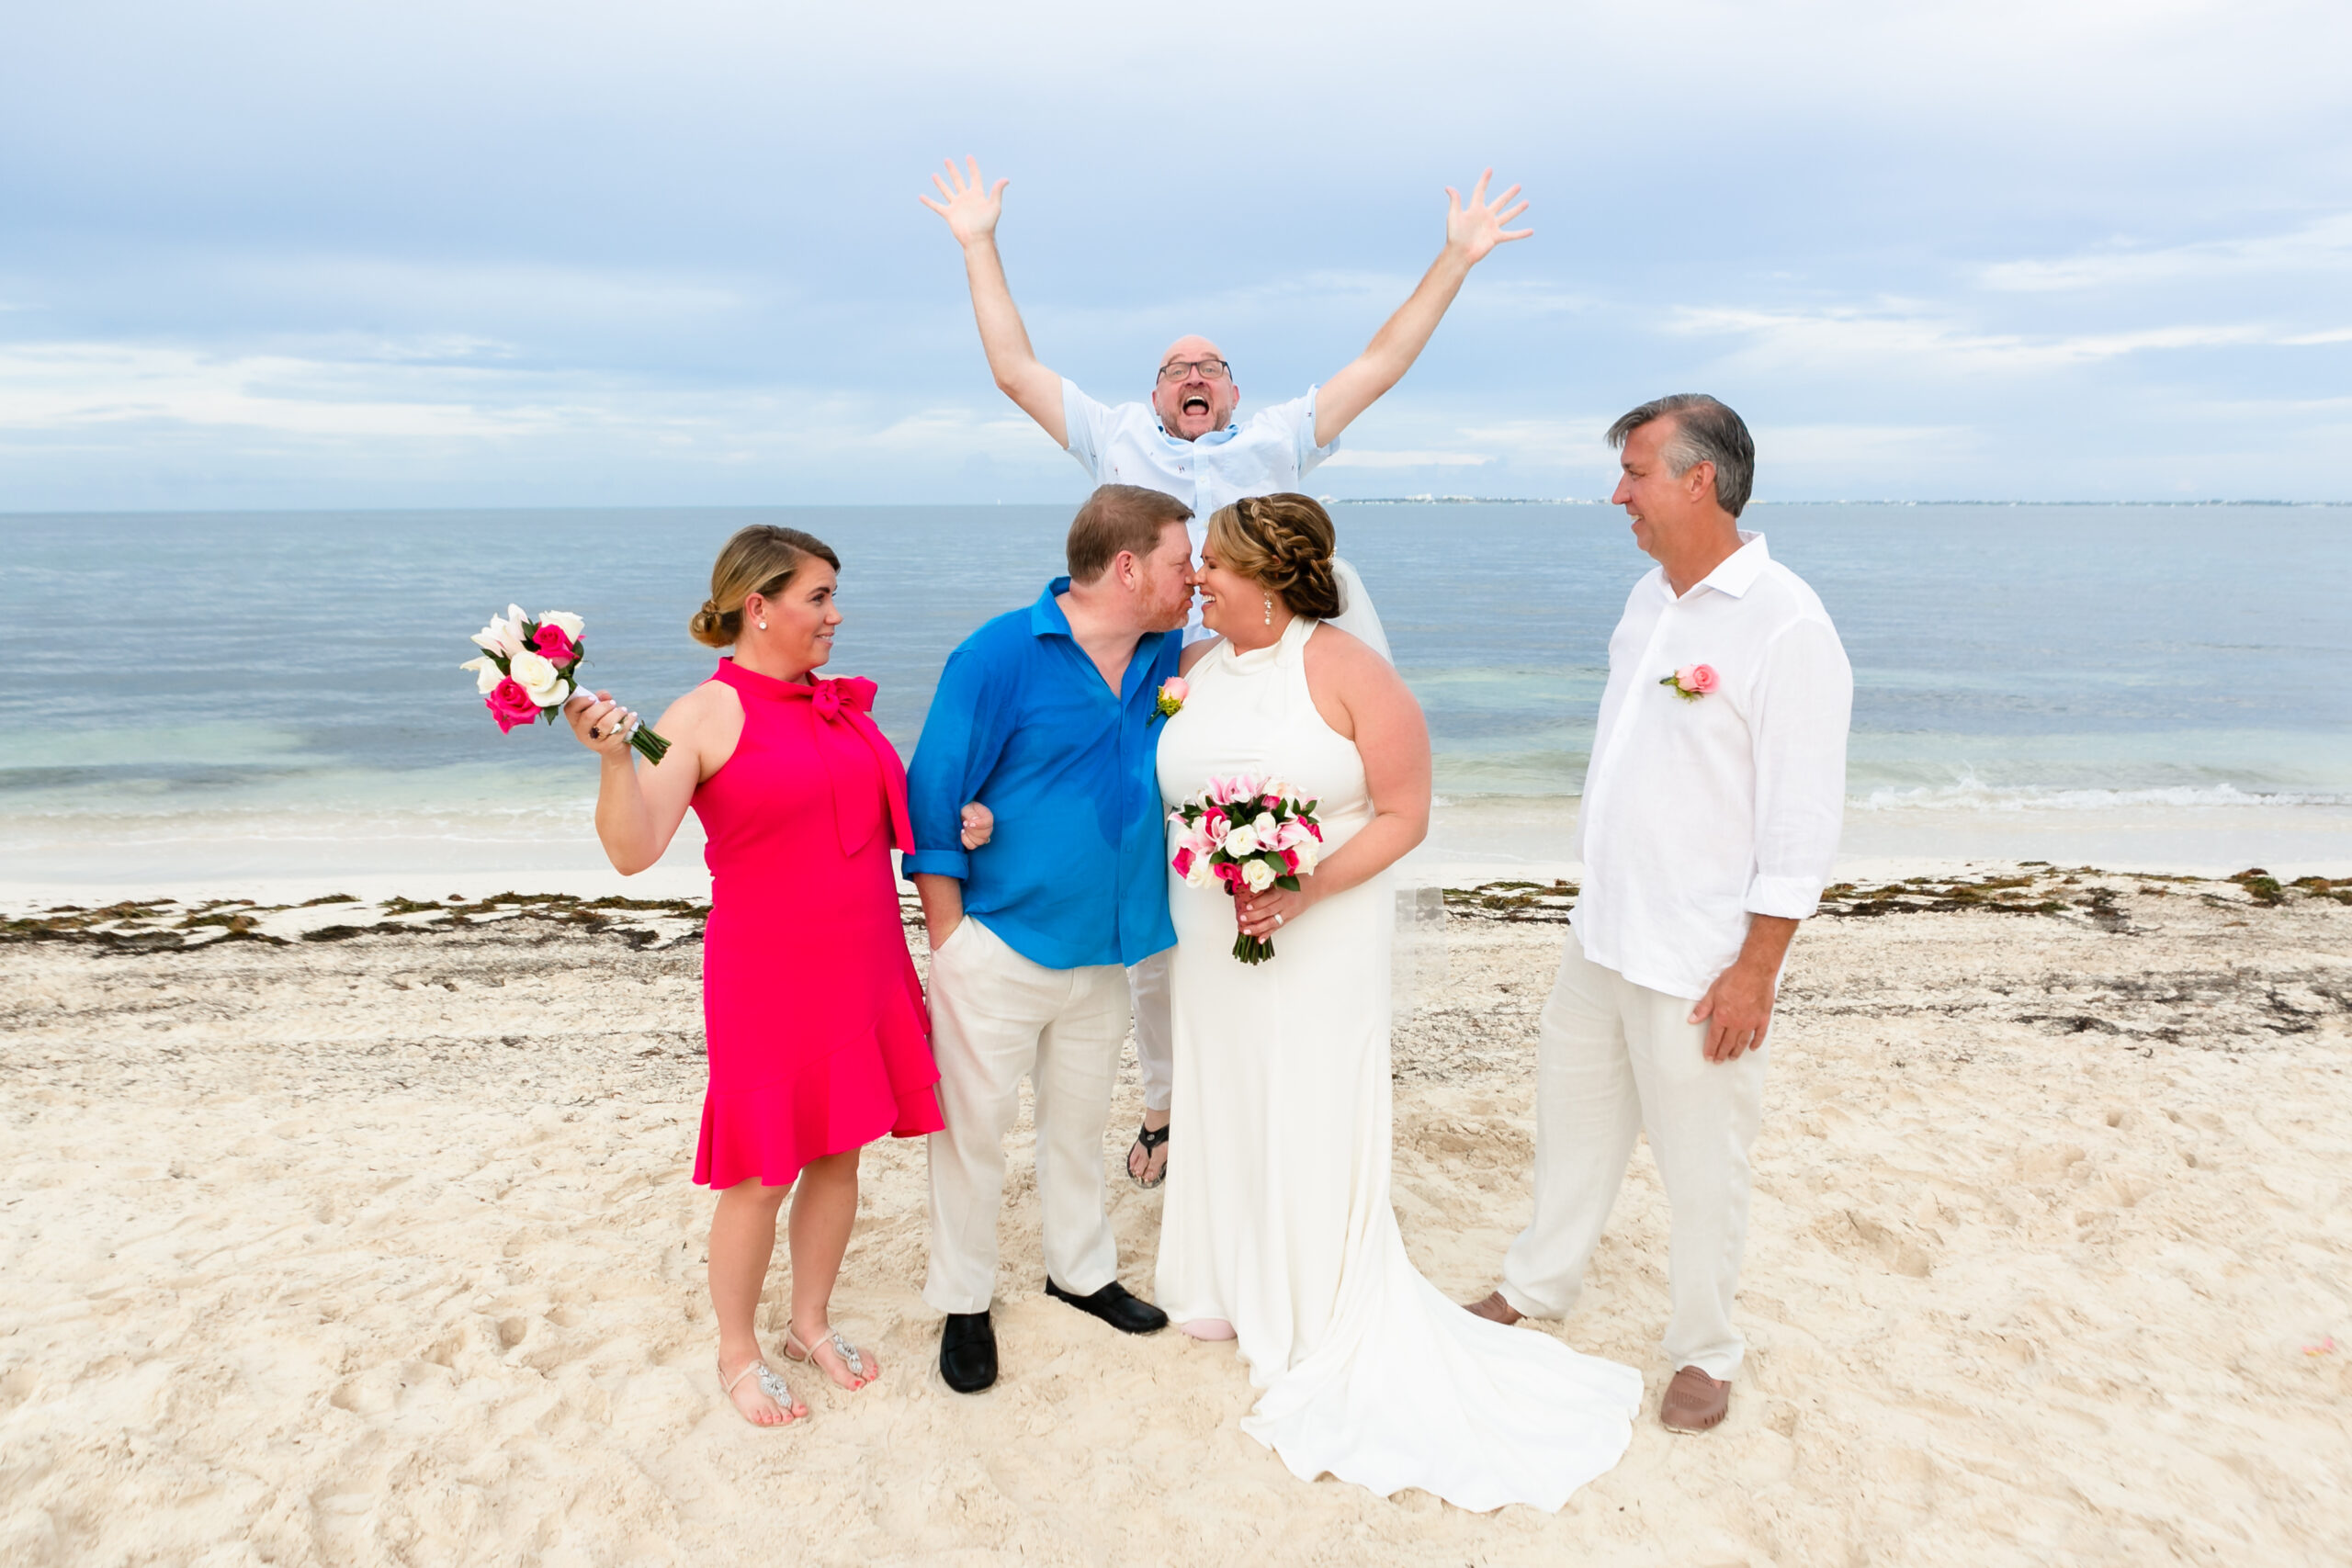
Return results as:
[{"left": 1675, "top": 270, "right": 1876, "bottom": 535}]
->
[
  {"left": 1659, "top": 662, "right": 1720, "bottom": 702},
  {"left": 1152, "top": 676, "right": 1189, "bottom": 723}
]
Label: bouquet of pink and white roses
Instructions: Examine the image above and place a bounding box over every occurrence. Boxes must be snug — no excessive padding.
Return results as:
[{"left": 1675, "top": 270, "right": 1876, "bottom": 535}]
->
[
  {"left": 1168, "top": 773, "right": 1323, "bottom": 964},
  {"left": 460, "top": 604, "right": 670, "bottom": 762}
]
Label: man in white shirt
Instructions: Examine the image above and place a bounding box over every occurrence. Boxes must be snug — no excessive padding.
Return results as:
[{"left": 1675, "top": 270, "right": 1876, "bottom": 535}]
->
[
  {"left": 922, "top": 156, "right": 1532, "bottom": 1181},
  {"left": 1466, "top": 395, "right": 1852, "bottom": 1438}
]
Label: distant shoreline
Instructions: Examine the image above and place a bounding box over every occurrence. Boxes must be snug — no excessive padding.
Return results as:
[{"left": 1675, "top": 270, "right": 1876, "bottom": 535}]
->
[{"left": 1325, "top": 496, "right": 2352, "bottom": 508}]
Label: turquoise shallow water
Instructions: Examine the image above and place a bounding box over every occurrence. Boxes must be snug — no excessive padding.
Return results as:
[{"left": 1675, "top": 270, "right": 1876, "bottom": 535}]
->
[{"left": 2, "top": 502, "right": 2347, "bottom": 884}]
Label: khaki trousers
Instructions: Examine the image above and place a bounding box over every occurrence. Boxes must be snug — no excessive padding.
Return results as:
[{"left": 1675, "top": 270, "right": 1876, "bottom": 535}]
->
[
  {"left": 1501, "top": 929, "right": 1767, "bottom": 1381},
  {"left": 922, "top": 916, "right": 1133, "bottom": 1315}
]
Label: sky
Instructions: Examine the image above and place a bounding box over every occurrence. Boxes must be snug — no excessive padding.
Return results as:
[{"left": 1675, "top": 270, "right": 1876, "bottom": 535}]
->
[{"left": 3, "top": 0, "right": 2348, "bottom": 509}]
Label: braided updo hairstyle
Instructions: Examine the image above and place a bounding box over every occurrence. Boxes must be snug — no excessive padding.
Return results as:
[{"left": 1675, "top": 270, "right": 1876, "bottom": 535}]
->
[
  {"left": 1204, "top": 493, "right": 1344, "bottom": 619},
  {"left": 688, "top": 525, "right": 842, "bottom": 648}
]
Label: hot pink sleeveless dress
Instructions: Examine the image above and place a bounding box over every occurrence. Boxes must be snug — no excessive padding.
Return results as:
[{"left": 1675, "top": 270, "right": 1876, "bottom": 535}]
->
[{"left": 689, "top": 660, "right": 944, "bottom": 1189}]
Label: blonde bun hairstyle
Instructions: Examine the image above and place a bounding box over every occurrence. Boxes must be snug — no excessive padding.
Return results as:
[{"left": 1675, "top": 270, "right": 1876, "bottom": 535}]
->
[
  {"left": 1204, "top": 493, "right": 1343, "bottom": 619},
  {"left": 689, "top": 525, "right": 842, "bottom": 648}
]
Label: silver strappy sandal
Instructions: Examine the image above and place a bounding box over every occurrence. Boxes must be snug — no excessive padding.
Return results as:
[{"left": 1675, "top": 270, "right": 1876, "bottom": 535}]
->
[
  {"left": 717, "top": 1354, "right": 801, "bottom": 1426},
  {"left": 784, "top": 1325, "right": 873, "bottom": 1389}
]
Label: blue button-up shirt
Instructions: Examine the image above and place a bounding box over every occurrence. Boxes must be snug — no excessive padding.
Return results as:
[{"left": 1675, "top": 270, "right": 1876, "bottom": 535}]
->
[{"left": 904, "top": 579, "right": 1182, "bottom": 970}]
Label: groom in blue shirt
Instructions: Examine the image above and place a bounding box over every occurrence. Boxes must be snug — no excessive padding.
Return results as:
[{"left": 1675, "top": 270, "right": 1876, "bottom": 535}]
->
[{"left": 905, "top": 483, "right": 1195, "bottom": 1393}]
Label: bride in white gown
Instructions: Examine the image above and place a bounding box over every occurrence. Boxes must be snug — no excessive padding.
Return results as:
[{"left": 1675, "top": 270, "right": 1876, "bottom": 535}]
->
[{"left": 1152, "top": 495, "right": 1639, "bottom": 1512}]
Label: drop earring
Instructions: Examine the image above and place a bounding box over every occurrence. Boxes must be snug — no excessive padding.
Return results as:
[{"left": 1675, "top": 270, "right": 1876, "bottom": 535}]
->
[{"left": 1262, "top": 592, "right": 1273, "bottom": 626}]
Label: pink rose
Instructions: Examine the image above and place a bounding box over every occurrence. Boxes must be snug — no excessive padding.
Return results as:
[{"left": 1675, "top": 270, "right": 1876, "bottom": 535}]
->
[
  {"left": 1281, "top": 847, "right": 1300, "bottom": 874},
  {"left": 1171, "top": 846, "right": 1194, "bottom": 877},
  {"left": 532, "top": 623, "right": 579, "bottom": 664},
  {"left": 1686, "top": 663, "right": 1719, "bottom": 694},
  {"left": 1161, "top": 676, "right": 1188, "bottom": 702},
  {"left": 485, "top": 677, "right": 541, "bottom": 733},
  {"left": 1213, "top": 861, "right": 1241, "bottom": 888},
  {"left": 1305, "top": 819, "right": 1323, "bottom": 841}
]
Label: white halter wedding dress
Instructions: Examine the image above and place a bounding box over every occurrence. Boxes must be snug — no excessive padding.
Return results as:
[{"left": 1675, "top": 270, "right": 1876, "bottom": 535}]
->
[{"left": 1153, "top": 615, "right": 1639, "bottom": 1512}]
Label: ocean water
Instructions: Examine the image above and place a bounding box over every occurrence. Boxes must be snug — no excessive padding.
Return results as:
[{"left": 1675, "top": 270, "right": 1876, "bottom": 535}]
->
[{"left": 3, "top": 503, "right": 2348, "bottom": 890}]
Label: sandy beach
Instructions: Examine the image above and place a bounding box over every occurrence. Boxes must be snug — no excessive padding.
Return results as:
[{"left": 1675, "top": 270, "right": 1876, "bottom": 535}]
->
[{"left": 4, "top": 866, "right": 2349, "bottom": 1565}]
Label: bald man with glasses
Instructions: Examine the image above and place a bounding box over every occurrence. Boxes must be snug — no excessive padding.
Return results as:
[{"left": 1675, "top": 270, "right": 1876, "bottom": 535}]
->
[{"left": 922, "top": 157, "right": 1531, "bottom": 1186}]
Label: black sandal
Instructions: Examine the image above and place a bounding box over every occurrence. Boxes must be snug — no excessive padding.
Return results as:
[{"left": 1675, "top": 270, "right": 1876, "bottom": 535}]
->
[{"left": 1128, "top": 1120, "right": 1170, "bottom": 1190}]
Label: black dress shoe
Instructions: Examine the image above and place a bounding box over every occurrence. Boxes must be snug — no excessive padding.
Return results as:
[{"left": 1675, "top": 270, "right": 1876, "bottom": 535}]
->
[
  {"left": 940, "top": 1311, "right": 997, "bottom": 1393},
  {"left": 1045, "top": 1278, "right": 1169, "bottom": 1335}
]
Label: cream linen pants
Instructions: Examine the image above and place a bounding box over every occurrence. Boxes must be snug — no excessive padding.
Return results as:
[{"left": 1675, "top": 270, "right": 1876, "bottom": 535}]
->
[
  {"left": 922, "top": 915, "right": 1134, "bottom": 1315},
  {"left": 1501, "top": 929, "right": 1767, "bottom": 1382},
  {"left": 1126, "top": 950, "right": 1173, "bottom": 1114}
]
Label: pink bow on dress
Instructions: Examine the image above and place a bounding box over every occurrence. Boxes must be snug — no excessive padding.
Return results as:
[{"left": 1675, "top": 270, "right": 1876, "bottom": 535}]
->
[
  {"left": 787, "top": 674, "right": 910, "bottom": 858},
  {"left": 808, "top": 676, "right": 875, "bottom": 722}
]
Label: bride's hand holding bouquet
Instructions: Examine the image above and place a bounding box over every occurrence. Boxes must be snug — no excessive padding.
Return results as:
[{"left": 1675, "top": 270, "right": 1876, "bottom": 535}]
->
[
  {"left": 1169, "top": 773, "right": 1324, "bottom": 964},
  {"left": 1233, "top": 867, "right": 1317, "bottom": 953}
]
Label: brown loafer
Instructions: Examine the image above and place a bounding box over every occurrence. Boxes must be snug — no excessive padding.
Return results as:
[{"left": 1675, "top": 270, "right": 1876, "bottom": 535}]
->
[
  {"left": 1660, "top": 1366, "right": 1730, "bottom": 1432},
  {"left": 1464, "top": 1290, "right": 1523, "bottom": 1325}
]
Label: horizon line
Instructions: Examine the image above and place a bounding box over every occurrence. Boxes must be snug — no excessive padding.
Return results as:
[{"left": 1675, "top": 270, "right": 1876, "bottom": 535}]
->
[{"left": 5, "top": 497, "right": 2351, "bottom": 518}]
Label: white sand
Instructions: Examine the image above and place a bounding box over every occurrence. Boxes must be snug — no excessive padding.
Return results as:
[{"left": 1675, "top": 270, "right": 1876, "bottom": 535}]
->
[{"left": 3, "top": 869, "right": 2349, "bottom": 1565}]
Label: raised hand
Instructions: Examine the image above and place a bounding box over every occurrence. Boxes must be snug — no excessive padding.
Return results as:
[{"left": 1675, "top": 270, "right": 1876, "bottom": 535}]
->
[
  {"left": 1443, "top": 169, "right": 1532, "bottom": 265},
  {"left": 919, "top": 156, "right": 1010, "bottom": 248}
]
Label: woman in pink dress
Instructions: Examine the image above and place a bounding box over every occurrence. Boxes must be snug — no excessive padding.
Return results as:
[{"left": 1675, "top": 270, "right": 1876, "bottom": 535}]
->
[{"left": 565, "top": 525, "right": 944, "bottom": 1427}]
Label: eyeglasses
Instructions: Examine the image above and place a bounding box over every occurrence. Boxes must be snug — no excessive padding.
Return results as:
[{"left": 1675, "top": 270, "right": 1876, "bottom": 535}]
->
[{"left": 1157, "top": 357, "right": 1231, "bottom": 383}]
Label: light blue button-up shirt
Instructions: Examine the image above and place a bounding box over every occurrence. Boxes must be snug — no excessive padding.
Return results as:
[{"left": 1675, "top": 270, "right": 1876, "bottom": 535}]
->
[
  {"left": 1059, "top": 378, "right": 1392, "bottom": 660},
  {"left": 1062, "top": 378, "right": 1339, "bottom": 532},
  {"left": 903, "top": 579, "right": 1182, "bottom": 970}
]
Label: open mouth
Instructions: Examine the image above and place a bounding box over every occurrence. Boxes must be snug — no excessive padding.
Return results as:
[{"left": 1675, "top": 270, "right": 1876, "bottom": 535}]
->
[{"left": 1181, "top": 394, "right": 1210, "bottom": 416}]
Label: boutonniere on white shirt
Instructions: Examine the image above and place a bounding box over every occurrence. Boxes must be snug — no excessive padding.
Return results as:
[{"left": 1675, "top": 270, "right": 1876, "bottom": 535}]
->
[
  {"left": 1659, "top": 662, "right": 1720, "bottom": 702},
  {"left": 1153, "top": 676, "right": 1189, "bottom": 722}
]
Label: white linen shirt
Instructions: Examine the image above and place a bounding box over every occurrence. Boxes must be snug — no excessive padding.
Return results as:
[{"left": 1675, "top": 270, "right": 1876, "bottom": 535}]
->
[
  {"left": 1064, "top": 378, "right": 1339, "bottom": 525},
  {"left": 1569, "top": 532, "right": 1852, "bottom": 1001},
  {"left": 1061, "top": 378, "right": 1390, "bottom": 660}
]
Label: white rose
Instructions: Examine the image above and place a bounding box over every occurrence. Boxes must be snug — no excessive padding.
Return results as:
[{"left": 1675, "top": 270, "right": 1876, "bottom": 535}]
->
[
  {"left": 1252, "top": 810, "right": 1278, "bottom": 839},
  {"left": 1291, "top": 837, "right": 1320, "bottom": 874},
  {"left": 538, "top": 610, "right": 584, "bottom": 638},
  {"left": 1184, "top": 856, "right": 1216, "bottom": 888},
  {"left": 471, "top": 615, "right": 526, "bottom": 658},
  {"left": 1224, "top": 824, "right": 1260, "bottom": 856},
  {"left": 459, "top": 655, "right": 503, "bottom": 694},
  {"left": 509, "top": 649, "right": 570, "bottom": 706},
  {"left": 1241, "top": 858, "right": 1276, "bottom": 892}
]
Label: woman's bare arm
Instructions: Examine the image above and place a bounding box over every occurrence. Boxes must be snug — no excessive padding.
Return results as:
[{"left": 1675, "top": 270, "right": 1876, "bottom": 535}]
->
[
  {"left": 1232, "top": 626, "right": 1430, "bottom": 936},
  {"left": 564, "top": 682, "right": 741, "bottom": 875}
]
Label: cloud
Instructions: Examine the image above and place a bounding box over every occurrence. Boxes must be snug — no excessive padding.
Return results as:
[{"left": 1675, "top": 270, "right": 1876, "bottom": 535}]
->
[
  {"left": 6, "top": 1, "right": 2352, "bottom": 504},
  {"left": 1453, "top": 418, "right": 1617, "bottom": 461},
  {"left": 1667, "top": 303, "right": 2306, "bottom": 376},
  {"left": 1320, "top": 448, "right": 1492, "bottom": 468},
  {"left": 1750, "top": 423, "right": 1975, "bottom": 467},
  {"left": 0, "top": 333, "right": 1080, "bottom": 483},
  {"left": 1981, "top": 213, "right": 2352, "bottom": 292},
  {"left": 0, "top": 341, "right": 578, "bottom": 436}
]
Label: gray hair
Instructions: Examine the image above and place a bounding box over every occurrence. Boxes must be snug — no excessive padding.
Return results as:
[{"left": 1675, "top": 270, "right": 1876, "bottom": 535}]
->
[{"left": 1605, "top": 394, "right": 1755, "bottom": 517}]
